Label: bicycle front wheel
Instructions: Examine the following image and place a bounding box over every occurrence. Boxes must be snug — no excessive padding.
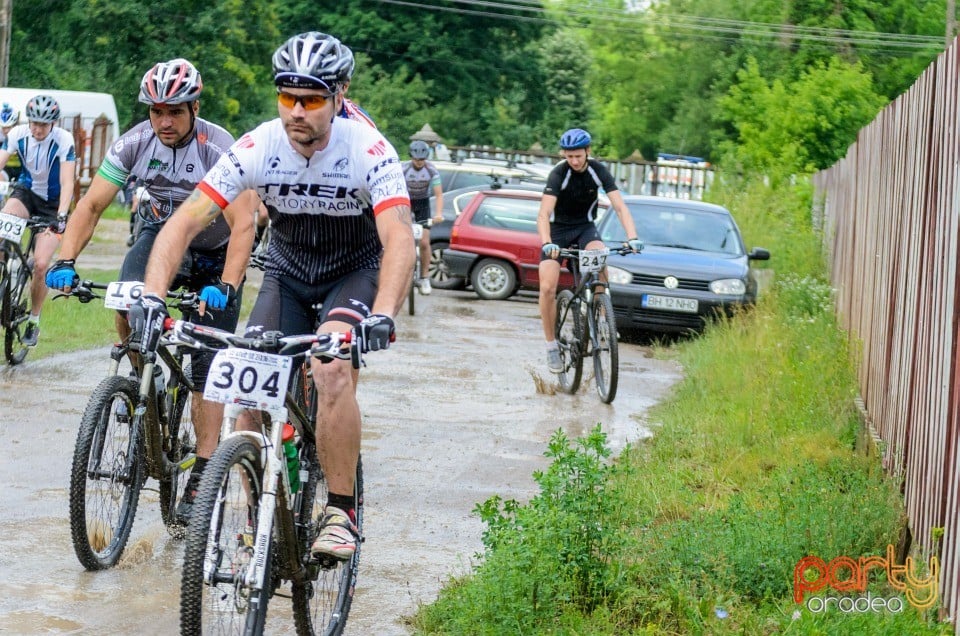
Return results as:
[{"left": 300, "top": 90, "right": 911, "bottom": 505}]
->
[
  {"left": 159, "top": 367, "right": 196, "bottom": 533},
  {"left": 69, "top": 375, "right": 144, "bottom": 570},
  {"left": 555, "top": 289, "right": 583, "bottom": 394},
  {"left": 591, "top": 292, "right": 619, "bottom": 403},
  {"left": 292, "top": 454, "right": 364, "bottom": 636},
  {"left": 3, "top": 257, "right": 31, "bottom": 365},
  {"left": 181, "top": 435, "right": 270, "bottom": 636}
]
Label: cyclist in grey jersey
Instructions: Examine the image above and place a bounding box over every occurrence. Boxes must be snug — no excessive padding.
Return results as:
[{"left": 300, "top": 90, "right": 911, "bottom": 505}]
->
[{"left": 48, "top": 59, "right": 258, "bottom": 522}]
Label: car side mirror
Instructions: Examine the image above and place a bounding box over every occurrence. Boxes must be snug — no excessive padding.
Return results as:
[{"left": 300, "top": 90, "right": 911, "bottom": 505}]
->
[{"left": 748, "top": 247, "right": 771, "bottom": 261}]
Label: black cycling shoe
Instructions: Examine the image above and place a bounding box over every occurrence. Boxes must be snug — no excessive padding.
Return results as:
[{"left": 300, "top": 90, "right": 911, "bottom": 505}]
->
[{"left": 175, "top": 471, "right": 203, "bottom": 523}]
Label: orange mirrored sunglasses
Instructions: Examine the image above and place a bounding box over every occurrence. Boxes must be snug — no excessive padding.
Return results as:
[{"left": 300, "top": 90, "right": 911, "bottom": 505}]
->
[{"left": 276, "top": 90, "right": 332, "bottom": 111}]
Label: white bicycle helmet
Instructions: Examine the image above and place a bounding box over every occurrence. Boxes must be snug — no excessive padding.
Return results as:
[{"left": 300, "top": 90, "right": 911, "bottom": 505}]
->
[
  {"left": 273, "top": 32, "right": 352, "bottom": 92},
  {"left": 0, "top": 103, "right": 19, "bottom": 127},
  {"left": 25, "top": 95, "right": 60, "bottom": 123},
  {"left": 138, "top": 58, "right": 204, "bottom": 105},
  {"left": 409, "top": 140, "right": 430, "bottom": 159}
]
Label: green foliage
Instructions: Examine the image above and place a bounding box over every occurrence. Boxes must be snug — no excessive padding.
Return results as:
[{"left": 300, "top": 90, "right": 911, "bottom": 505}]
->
[
  {"left": 418, "top": 425, "right": 635, "bottom": 632},
  {"left": 412, "top": 180, "right": 949, "bottom": 634},
  {"left": 715, "top": 56, "right": 887, "bottom": 177}
]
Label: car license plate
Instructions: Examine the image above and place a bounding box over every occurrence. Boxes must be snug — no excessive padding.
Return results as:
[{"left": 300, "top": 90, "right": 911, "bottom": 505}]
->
[{"left": 642, "top": 294, "right": 698, "bottom": 313}]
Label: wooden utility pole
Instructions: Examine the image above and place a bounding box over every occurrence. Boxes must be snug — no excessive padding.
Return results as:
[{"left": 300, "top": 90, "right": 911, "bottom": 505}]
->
[
  {"left": 949, "top": 0, "right": 957, "bottom": 48},
  {"left": 0, "top": 0, "right": 10, "bottom": 86}
]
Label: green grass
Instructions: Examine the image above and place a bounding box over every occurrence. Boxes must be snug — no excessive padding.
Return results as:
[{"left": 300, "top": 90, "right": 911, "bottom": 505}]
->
[{"left": 411, "top": 178, "right": 951, "bottom": 635}]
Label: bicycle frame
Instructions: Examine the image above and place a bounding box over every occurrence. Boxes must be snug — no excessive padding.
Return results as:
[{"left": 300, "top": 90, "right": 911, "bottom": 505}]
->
[{"left": 559, "top": 249, "right": 607, "bottom": 351}]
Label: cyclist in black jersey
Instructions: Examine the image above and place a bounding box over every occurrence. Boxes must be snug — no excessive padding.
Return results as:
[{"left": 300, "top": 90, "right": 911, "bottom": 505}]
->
[
  {"left": 47, "top": 59, "right": 259, "bottom": 521},
  {"left": 538, "top": 128, "right": 642, "bottom": 373},
  {"left": 130, "top": 32, "right": 413, "bottom": 562}
]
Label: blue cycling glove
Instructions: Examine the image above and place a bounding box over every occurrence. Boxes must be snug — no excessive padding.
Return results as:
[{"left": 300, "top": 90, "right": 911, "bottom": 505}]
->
[
  {"left": 46, "top": 259, "right": 78, "bottom": 290},
  {"left": 541, "top": 243, "right": 560, "bottom": 259},
  {"left": 625, "top": 238, "right": 644, "bottom": 253},
  {"left": 199, "top": 283, "right": 236, "bottom": 311}
]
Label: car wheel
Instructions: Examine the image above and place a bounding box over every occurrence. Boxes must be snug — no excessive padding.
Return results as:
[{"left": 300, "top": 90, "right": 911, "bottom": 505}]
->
[
  {"left": 471, "top": 258, "right": 516, "bottom": 300},
  {"left": 430, "top": 240, "right": 465, "bottom": 290}
]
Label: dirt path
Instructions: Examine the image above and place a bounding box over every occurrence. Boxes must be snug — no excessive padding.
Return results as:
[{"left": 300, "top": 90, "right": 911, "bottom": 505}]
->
[{"left": 0, "top": 221, "right": 684, "bottom": 634}]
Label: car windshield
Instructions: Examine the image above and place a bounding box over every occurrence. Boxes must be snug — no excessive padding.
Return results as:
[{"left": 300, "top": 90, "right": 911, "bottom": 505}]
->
[{"left": 599, "top": 203, "right": 744, "bottom": 255}]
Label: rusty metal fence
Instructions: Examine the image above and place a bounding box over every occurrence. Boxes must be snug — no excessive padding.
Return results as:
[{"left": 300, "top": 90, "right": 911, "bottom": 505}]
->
[{"left": 812, "top": 38, "right": 960, "bottom": 621}]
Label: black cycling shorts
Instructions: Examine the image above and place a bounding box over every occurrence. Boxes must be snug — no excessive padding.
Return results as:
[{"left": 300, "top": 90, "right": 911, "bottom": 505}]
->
[
  {"left": 10, "top": 184, "right": 59, "bottom": 221},
  {"left": 244, "top": 269, "right": 379, "bottom": 339},
  {"left": 411, "top": 198, "right": 431, "bottom": 223},
  {"left": 540, "top": 222, "right": 602, "bottom": 262},
  {"left": 121, "top": 224, "right": 242, "bottom": 385}
]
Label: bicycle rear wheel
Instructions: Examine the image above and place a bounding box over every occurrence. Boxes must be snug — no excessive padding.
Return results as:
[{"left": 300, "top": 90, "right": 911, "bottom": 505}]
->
[
  {"left": 591, "top": 292, "right": 619, "bottom": 403},
  {"left": 292, "top": 454, "right": 364, "bottom": 636},
  {"left": 69, "top": 375, "right": 144, "bottom": 570},
  {"left": 181, "top": 434, "right": 270, "bottom": 636},
  {"left": 159, "top": 365, "right": 196, "bottom": 533},
  {"left": 555, "top": 289, "right": 583, "bottom": 394},
  {"left": 3, "top": 256, "right": 31, "bottom": 365}
]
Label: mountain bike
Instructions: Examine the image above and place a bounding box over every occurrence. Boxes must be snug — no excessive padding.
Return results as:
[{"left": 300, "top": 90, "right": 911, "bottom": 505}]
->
[
  {"left": 0, "top": 213, "right": 51, "bottom": 365},
  {"left": 554, "top": 246, "right": 631, "bottom": 404},
  {"left": 60, "top": 279, "right": 201, "bottom": 569},
  {"left": 171, "top": 319, "right": 366, "bottom": 635},
  {"left": 408, "top": 218, "right": 432, "bottom": 316}
]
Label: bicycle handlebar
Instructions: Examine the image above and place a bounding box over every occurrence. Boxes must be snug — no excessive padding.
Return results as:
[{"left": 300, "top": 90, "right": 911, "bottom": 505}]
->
[
  {"left": 558, "top": 245, "right": 635, "bottom": 259},
  {"left": 57, "top": 279, "right": 201, "bottom": 314},
  {"left": 161, "top": 317, "right": 360, "bottom": 366}
]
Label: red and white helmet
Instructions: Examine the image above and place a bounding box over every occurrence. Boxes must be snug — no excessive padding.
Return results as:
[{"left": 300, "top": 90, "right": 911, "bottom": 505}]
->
[{"left": 138, "top": 58, "right": 203, "bottom": 105}]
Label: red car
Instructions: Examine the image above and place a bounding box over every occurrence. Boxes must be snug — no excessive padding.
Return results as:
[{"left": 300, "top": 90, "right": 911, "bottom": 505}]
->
[{"left": 442, "top": 188, "right": 608, "bottom": 300}]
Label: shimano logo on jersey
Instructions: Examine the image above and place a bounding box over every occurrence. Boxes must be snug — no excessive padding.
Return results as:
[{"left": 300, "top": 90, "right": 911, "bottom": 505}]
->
[
  {"left": 333, "top": 157, "right": 349, "bottom": 171},
  {"left": 148, "top": 158, "right": 169, "bottom": 171},
  {"left": 322, "top": 172, "right": 350, "bottom": 179}
]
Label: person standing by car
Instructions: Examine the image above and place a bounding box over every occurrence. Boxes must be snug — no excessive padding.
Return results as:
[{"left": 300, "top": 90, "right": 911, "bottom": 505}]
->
[
  {"left": 0, "top": 94, "right": 76, "bottom": 347},
  {"left": 46, "top": 59, "right": 258, "bottom": 522},
  {"left": 403, "top": 140, "right": 443, "bottom": 295},
  {"left": 537, "top": 128, "right": 642, "bottom": 373},
  {"left": 128, "top": 31, "right": 413, "bottom": 562}
]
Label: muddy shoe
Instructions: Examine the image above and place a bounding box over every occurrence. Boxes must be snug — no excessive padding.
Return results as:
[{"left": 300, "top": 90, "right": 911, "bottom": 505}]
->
[
  {"left": 175, "top": 470, "right": 203, "bottom": 523},
  {"left": 22, "top": 322, "right": 39, "bottom": 347},
  {"left": 546, "top": 348, "right": 563, "bottom": 373},
  {"left": 311, "top": 506, "right": 358, "bottom": 561}
]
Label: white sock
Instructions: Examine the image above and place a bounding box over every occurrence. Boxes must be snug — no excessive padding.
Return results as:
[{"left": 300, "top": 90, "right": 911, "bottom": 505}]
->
[{"left": 545, "top": 340, "right": 558, "bottom": 351}]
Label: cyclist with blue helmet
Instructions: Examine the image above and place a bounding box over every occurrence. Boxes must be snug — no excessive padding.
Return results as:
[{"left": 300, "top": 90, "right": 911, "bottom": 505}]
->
[
  {"left": 0, "top": 103, "right": 22, "bottom": 182},
  {"left": 537, "top": 128, "right": 642, "bottom": 373}
]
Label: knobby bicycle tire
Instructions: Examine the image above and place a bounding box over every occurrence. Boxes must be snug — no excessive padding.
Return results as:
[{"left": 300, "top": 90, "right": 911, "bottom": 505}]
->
[
  {"left": 3, "top": 255, "right": 31, "bottom": 365},
  {"left": 181, "top": 434, "right": 269, "bottom": 636},
  {"left": 69, "top": 375, "right": 144, "bottom": 570},
  {"left": 555, "top": 289, "right": 583, "bottom": 394},
  {"left": 158, "top": 364, "right": 196, "bottom": 533},
  {"left": 292, "top": 454, "right": 364, "bottom": 636},
  {"left": 591, "top": 292, "right": 619, "bottom": 403}
]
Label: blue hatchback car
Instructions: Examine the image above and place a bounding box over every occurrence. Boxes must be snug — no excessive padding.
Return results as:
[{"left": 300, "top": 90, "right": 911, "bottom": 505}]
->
[{"left": 597, "top": 195, "right": 770, "bottom": 334}]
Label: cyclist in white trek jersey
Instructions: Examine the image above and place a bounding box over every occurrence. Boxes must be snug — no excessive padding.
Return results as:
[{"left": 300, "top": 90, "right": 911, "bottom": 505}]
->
[{"left": 131, "top": 31, "right": 414, "bottom": 562}]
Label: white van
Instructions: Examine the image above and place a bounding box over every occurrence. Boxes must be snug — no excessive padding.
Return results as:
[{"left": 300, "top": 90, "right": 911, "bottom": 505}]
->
[
  {"left": 0, "top": 88, "right": 120, "bottom": 193},
  {"left": 0, "top": 87, "right": 119, "bottom": 140}
]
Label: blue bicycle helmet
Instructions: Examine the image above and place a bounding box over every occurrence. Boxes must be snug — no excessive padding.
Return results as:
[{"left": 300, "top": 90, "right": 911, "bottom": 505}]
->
[
  {"left": 0, "top": 103, "right": 19, "bottom": 127},
  {"left": 559, "top": 128, "right": 591, "bottom": 150}
]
